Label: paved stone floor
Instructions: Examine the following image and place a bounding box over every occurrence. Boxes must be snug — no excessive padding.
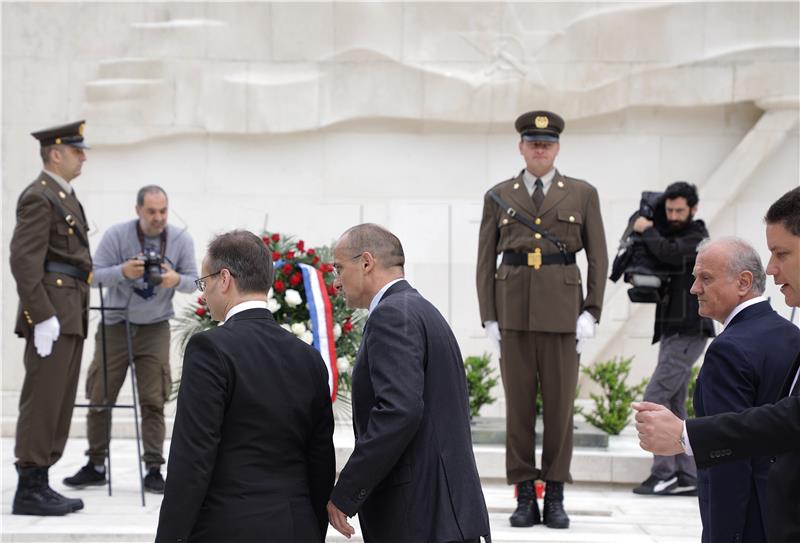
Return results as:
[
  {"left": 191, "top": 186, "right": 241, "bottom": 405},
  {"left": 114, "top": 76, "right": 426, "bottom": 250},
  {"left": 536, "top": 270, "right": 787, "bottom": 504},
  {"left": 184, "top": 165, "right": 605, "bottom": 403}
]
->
[{"left": 2, "top": 437, "right": 701, "bottom": 542}]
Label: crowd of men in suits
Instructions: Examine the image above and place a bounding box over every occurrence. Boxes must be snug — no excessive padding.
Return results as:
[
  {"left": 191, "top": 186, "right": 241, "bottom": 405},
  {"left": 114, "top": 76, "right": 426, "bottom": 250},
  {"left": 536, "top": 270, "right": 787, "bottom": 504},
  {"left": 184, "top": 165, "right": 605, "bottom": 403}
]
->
[{"left": 8, "top": 114, "right": 800, "bottom": 542}]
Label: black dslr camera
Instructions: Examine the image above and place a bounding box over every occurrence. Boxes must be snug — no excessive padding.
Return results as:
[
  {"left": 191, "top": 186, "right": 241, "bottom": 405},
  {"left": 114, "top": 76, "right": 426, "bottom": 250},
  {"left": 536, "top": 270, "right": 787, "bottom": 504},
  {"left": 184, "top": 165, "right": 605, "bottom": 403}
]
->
[
  {"left": 138, "top": 248, "right": 164, "bottom": 286},
  {"left": 609, "top": 191, "right": 670, "bottom": 303}
]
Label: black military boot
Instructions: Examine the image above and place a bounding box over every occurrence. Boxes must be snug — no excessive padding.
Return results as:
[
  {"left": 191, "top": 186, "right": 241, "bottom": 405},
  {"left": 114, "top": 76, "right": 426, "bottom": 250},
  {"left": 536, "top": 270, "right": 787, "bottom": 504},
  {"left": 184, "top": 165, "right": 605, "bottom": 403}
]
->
[
  {"left": 508, "top": 480, "right": 541, "bottom": 527},
  {"left": 42, "top": 468, "right": 84, "bottom": 512},
  {"left": 543, "top": 480, "right": 570, "bottom": 529},
  {"left": 12, "top": 466, "right": 73, "bottom": 516}
]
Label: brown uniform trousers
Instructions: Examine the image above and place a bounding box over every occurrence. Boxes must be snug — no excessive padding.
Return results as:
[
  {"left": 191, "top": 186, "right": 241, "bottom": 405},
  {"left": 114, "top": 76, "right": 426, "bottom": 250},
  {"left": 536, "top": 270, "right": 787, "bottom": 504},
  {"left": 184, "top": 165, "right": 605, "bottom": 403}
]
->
[
  {"left": 10, "top": 173, "right": 92, "bottom": 468},
  {"left": 85, "top": 321, "right": 172, "bottom": 468},
  {"left": 476, "top": 170, "right": 608, "bottom": 484}
]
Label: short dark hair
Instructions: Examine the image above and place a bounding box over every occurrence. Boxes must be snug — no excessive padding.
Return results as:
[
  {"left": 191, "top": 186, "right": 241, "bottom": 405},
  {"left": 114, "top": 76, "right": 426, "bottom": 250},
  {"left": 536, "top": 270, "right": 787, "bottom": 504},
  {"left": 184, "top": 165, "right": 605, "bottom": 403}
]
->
[
  {"left": 663, "top": 181, "right": 699, "bottom": 208},
  {"left": 339, "top": 223, "right": 405, "bottom": 270},
  {"left": 136, "top": 185, "right": 168, "bottom": 207},
  {"left": 206, "top": 230, "right": 273, "bottom": 294},
  {"left": 765, "top": 187, "right": 800, "bottom": 236}
]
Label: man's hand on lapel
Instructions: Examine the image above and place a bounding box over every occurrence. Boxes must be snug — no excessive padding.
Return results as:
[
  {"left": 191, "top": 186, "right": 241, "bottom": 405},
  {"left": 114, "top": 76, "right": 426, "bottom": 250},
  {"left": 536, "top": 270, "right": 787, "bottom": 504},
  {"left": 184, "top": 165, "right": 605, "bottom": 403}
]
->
[{"left": 327, "top": 500, "right": 355, "bottom": 538}]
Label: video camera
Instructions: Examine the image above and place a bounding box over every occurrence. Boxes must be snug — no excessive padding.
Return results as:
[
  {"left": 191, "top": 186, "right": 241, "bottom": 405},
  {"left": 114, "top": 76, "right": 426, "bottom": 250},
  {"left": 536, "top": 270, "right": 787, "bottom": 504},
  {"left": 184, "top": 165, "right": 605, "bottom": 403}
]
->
[
  {"left": 137, "top": 248, "right": 164, "bottom": 286},
  {"left": 609, "top": 191, "right": 670, "bottom": 303}
]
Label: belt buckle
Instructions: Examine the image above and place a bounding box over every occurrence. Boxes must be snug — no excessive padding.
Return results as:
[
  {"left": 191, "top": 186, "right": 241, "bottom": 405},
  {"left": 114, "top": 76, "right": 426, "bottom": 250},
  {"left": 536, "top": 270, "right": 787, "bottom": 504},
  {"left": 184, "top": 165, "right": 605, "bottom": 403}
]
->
[
  {"left": 528, "top": 249, "right": 542, "bottom": 270},
  {"left": 87, "top": 271, "right": 94, "bottom": 285}
]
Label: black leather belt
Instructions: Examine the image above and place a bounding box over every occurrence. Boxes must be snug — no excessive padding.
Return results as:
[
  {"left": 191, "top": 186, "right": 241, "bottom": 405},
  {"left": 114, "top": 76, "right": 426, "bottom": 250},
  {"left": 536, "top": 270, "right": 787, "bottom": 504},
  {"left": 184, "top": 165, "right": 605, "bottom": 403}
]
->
[
  {"left": 502, "top": 251, "right": 576, "bottom": 269},
  {"left": 45, "top": 261, "right": 92, "bottom": 283}
]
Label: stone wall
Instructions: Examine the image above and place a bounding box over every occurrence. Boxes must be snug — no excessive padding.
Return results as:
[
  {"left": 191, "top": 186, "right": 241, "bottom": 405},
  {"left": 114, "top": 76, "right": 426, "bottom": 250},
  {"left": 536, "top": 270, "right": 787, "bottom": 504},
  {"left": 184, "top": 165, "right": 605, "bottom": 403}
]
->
[{"left": 2, "top": 2, "right": 798, "bottom": 421}]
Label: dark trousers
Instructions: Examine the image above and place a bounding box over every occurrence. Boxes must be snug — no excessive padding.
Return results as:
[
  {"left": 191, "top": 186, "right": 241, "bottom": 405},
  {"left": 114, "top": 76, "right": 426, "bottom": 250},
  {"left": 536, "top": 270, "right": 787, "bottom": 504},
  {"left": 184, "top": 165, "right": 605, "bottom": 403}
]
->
[
  {"left": 15, "top": 334, "right": 84, "bottom": 467},
  {"left": 499, "top": 330, "right": 578, "bottom": 484},
  {"left": 85, "top": 321, "right": 171, "bottom": 468},
  {"left": 644, "top": 333, "right": 707, "bottom": 478}
]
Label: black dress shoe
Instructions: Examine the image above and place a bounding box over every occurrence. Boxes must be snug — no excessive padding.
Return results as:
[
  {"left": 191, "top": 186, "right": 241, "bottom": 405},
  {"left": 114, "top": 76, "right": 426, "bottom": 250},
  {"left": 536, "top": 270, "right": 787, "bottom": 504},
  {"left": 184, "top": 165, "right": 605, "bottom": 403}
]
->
[
  {"left": 13, "top": 466, "right": 73, "bottom": 516},
  {"left": 509, "top": 480, "right": 541, "bottom": 527},
  {"left": 63, "top": 461, "right": 106, "bottom": 489},
  {"left": 543, "top": 480, "right": 570, "bottom": 529}
]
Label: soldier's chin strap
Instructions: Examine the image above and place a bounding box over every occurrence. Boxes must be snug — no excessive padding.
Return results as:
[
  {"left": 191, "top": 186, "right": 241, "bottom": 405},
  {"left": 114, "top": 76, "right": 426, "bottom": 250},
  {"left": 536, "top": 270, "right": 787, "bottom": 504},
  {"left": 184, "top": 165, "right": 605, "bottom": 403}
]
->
[{"left": 488, "top": 190, "right": 570, "bottom": 263}]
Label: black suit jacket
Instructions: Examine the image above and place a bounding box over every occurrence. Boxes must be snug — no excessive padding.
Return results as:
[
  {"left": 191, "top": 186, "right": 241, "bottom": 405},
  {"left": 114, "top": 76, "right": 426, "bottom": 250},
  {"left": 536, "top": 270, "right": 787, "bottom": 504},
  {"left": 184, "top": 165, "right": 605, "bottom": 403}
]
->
[
  {"left": 692, "top": 301, "right": 800, "bottom": 543},
  {"left": 330, "top": 280, "right": 491, "bottom": 543},
  {"left": 689, "top": 347, "right": 800, "bottom": 543},
  {"left": 155, "top": 308, "right": 335, "bottom": 543}
]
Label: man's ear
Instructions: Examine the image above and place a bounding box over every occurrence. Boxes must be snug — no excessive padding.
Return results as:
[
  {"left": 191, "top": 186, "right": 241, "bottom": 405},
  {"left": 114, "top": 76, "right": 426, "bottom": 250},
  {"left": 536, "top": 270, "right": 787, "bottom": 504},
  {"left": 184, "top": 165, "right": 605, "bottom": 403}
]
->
[
  {"left": 738, "top": 271, "right": 754, "bottom": 294},
  {"left": 361, "top": 251, "right": 376, "bottom": 273}
]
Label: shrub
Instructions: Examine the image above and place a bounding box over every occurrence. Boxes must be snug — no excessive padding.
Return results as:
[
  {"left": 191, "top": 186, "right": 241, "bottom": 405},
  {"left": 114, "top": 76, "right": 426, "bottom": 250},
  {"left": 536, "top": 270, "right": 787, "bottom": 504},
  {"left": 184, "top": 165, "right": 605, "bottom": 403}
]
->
[
  {"left": 464, "top": 353, "right": 499, "bottom": 419},
  {"left": 579, "top": 356, "right": 648, "bottom": 435}
]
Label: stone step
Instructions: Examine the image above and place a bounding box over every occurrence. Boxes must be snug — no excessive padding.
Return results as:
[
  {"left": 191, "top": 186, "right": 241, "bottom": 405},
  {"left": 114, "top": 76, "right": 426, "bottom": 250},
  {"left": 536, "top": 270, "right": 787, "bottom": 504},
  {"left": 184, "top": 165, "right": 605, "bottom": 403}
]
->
[{"left": 471, "top": 417, "right": 609, "bottom": 448}]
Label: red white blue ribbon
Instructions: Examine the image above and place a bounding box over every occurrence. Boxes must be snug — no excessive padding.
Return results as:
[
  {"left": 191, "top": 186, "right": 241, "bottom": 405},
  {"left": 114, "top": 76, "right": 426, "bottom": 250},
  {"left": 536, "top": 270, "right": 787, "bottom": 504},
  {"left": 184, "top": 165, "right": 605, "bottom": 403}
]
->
[{"left": 299, "top": 263, "right": 338, "bottom": 401}]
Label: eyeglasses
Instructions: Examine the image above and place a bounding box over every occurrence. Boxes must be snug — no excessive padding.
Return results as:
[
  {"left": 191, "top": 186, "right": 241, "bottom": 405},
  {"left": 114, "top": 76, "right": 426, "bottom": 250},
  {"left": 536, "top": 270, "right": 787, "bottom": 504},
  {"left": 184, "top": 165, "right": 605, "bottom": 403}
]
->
[
  {"left": 332, "top": 254, "right": 362, "bottom": 278},
  {"left": 195, "top": 271, "right": 223, "bottom": 292}
]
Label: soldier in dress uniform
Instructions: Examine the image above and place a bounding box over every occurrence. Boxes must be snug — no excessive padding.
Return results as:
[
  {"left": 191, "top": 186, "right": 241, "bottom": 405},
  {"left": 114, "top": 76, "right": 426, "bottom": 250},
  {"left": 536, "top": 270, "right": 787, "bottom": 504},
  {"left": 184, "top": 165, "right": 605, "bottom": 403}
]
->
[
  {"left": 9, "top": 120, "right": 92, "bottom": 516},
  {"left": 476, "top": 111, "right": 608, "bottom": 529}
]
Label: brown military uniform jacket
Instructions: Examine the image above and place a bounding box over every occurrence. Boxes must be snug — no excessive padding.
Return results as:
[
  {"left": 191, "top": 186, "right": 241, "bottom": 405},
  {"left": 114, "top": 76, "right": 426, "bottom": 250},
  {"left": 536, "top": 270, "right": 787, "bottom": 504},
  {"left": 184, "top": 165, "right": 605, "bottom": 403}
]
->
[
  {"left": 10, "top": 172, "right": 92, "bottom": 339},
  {"left": 476, "top": 169, "right": 608, "bottom": 333}
]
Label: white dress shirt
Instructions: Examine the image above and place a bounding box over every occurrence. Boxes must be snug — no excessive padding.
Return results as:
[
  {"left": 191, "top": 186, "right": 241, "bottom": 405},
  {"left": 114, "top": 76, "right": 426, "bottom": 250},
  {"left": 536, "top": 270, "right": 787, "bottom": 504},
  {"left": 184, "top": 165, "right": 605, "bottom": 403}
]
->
[
  {"left": 523, "top": 168, "right": 556, "bottom": 197},
  {"left": 368, "top": 278, "right": 404, "bottom": 316},
  {"left": 42, "top": 169, "right": 73, "bottom": 194},
  {"left": 224, "top": 300, "right": 268, "bottom": 323}
]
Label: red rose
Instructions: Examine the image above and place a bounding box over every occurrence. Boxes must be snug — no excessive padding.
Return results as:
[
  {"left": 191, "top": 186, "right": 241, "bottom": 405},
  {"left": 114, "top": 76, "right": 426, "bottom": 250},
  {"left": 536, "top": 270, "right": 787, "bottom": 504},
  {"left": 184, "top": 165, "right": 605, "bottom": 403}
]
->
[
  {"left": 285, "top": 251, "right": 295, "bottom": 260},
  {"left": 274, "top": 279, "right": 286, "bottom": 293},
  {"left": 289, "top": 272, "right": 302, "bottom": 286},
  {"left": 195, "top": 307, "right": 206, "bottom": 317},
  {"left": 296, "top": 240, "right": 305, "bottom": 252},
  {"left": 261, "top": 235, "right": 270, "bottom": 245},
  {"left": 271, "top": 233, "right": 280, "bottom": 242},
  {"left": 321, "top": 263, "right": 331, "bottom": 273},
  {"left": 327, "top": 283, "right": 337, "bottom": 296},
  {"left": 282, "top": 263, "right": 293, "bottom": 275},
  {"left": 272, "top": 251, "right": 281, "bottom": 261},
  {"left": 343, "top": 319, "right": 353, "bottom": 333},
  {"left": 312, "top": 255, "right": 320, "bottom": 265},
  {"left": 197, "top": 296, "right": 204, "bottom": 304},
  {"left": 307, "top": 248, "right": 315, "bottom": 256}
]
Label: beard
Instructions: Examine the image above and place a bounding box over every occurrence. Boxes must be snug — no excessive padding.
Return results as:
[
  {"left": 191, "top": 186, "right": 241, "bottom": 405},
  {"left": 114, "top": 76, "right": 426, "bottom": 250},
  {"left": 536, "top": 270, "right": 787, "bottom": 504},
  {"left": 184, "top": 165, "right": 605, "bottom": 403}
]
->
[{"left": 667, "top": 214, "right": 693, "bottom": 232}]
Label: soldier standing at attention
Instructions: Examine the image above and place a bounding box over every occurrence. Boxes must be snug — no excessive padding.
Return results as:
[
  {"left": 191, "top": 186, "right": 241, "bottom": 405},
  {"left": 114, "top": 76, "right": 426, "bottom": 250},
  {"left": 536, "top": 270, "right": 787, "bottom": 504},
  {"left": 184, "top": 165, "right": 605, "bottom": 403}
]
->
[
  {"left": 476, "top": 111, "right": 608, "bottom": 529},
  {"left": 10, "top": 121, "right": 93, "bottom": 516}
]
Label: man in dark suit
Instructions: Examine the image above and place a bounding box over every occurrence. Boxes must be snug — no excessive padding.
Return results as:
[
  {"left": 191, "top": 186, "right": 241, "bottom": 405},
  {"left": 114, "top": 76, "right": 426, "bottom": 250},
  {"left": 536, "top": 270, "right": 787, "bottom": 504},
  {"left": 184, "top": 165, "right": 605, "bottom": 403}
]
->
[
  {"left": 635, "top": 187, "right": 800, "bottom": 542},
  {"left": 327, "top": 223, "right": 491, "bottom": 543},
  {"left": 689, "top": 237, "right": 800, "bottom": 542},
  {"left": 10, "top": 121, "right": 92, "bottom": 516},
  {"left": 476, "top": 110, "right": 608, "bottom": 529},
  {"left": 155, "top": 230, "right": 335, "bottom": 543}
]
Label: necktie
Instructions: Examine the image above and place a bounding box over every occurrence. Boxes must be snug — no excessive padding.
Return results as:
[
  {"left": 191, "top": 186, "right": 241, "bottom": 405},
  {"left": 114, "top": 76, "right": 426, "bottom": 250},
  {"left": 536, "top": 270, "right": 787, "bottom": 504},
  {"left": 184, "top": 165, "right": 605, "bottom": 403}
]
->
[{"left": 532, "top": 178, "right": 545, "bottom": 210}]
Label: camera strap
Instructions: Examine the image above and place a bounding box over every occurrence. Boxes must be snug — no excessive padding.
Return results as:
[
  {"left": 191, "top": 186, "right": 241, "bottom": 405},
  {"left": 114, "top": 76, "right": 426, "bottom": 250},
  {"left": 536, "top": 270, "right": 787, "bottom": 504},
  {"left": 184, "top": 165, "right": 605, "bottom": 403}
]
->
[
  {"left": 135, "top": 222, "right": 167, "bottom": 258},
  {"left": 488, "top": 189, "right": 569, "bottom": 262}
]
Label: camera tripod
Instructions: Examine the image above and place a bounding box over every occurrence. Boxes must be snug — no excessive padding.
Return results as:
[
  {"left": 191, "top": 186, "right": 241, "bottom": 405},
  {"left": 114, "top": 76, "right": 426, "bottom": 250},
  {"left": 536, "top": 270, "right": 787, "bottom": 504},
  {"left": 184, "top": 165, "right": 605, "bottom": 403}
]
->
[{"left": 74, "top": 285, "right": 146, "bottom": 506}]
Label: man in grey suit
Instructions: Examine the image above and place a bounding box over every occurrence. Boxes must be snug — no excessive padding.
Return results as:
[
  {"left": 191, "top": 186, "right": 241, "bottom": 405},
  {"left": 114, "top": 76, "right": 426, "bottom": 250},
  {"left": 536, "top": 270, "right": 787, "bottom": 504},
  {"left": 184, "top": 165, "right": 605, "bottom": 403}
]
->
[{"left": 327, "top": 223, "right": 490, "bottom": 543}]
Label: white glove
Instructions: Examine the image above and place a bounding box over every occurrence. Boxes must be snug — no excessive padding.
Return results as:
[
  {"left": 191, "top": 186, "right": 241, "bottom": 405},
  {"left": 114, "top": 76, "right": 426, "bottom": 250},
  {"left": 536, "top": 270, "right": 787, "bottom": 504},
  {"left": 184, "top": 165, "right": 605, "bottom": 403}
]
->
[
  {"left": 33, "top": 316, "right": 60, "bottom": 358},
  {"left": 575, "top": 311, "right": 596, "bottom": 354},
  {"left": 484, "top": 320, "right": 501, "bottom": 353}
]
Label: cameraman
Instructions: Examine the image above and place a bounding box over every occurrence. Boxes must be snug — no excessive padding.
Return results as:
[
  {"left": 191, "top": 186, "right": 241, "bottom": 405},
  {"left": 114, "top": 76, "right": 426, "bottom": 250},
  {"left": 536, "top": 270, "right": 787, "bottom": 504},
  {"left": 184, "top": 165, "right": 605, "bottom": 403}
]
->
[
  {"left": 64, "top": 185, "right": 197, "bottom": 493},
  {"left": 631, "top": 181, "right": 714, "bottom": 496}
]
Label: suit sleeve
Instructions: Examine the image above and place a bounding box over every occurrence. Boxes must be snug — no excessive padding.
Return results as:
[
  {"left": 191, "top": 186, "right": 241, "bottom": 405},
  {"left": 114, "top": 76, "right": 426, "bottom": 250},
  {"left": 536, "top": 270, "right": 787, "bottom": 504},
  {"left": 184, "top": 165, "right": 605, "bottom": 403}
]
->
[
  {"left": 476, "top": 191, "right": 499, "bottom": 324},
  {"left": 155, "top": 333, "right": 229, "bottom": 542},
  {"left": 329, "top": 304, "right": 425, "bottom": 516},
  {"left": 581, "top": 186, "right": 608, "bottom": 322},
  {"left": 9, "top": 190, "right": 56, "bottom": 323},
  {"left": 688, "top": 395, "right": 800, "bottom": 469},
  {"left": 305, "top": 353, "right": 335, "bottom": 539},
  {"left": 694, "top": 339, "right": 758, "bottom": 532}
]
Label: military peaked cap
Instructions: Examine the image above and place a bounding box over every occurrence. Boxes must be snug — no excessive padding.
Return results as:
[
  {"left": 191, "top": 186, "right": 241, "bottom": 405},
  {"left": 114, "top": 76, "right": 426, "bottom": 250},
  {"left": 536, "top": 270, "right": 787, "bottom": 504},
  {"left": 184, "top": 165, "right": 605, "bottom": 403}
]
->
[
  {"left": 31, "top": 120, "right": 90, "bottom": 149},
  {"left": 515, "top": 111, "right": 565, "bottom": 142}
]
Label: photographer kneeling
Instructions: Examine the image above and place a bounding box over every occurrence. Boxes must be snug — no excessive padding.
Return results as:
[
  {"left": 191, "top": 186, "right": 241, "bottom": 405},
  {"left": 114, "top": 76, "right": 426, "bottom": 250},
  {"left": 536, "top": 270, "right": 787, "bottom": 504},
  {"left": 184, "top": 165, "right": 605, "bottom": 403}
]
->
[
  {"left": 64, "top": 185, "right": 197, "bottom": 493},
  {"left": 630, "top": 182, "right": 714, "bottom": 496}
]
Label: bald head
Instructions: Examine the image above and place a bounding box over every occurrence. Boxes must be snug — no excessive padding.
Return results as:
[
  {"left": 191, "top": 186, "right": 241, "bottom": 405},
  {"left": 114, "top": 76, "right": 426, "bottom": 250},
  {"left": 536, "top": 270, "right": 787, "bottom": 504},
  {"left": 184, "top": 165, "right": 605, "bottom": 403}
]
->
[{"left": 337, "top": 223, "right": 405, "bottom": 272}]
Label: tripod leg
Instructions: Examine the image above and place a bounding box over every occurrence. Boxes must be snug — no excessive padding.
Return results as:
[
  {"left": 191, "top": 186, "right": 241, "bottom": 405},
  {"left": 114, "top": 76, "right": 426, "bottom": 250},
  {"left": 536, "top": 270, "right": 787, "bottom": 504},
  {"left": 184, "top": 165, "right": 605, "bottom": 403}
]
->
[{"left": 125, "top": 320, "right": 146, "bottom": 507}]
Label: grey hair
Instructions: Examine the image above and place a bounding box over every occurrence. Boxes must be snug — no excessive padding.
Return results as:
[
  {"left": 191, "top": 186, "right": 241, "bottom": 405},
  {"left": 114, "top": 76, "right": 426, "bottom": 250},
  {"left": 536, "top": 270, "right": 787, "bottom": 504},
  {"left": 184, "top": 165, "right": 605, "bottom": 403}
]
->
[
  {"left": 338, "top": 223, "right": 405, "bottom": 270},
  {"left": 136, "top": 185, "right": 168, "bottom": 207},
  {"left": 697, "top": 237, "right": 766, "bottom": 295}
]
